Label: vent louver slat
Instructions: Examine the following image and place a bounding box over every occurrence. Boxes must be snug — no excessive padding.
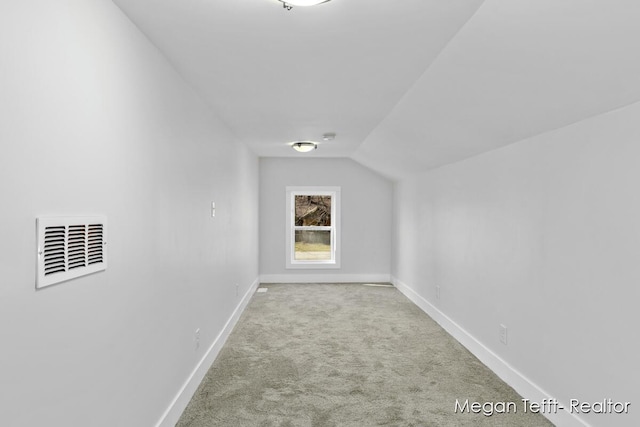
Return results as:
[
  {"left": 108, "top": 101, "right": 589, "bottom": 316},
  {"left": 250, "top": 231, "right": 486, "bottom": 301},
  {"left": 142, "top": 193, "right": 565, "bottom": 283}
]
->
[
  {"left": 67, "top": 224, "right": 87, "bottom": 270},
  {"left": 87, "top": 224, "right": 104, "bottom": 265},
  {"left": 37, "top": 216, "right": 107, "bottom": 289},
  {"left": 43, "top": 226, "right": 67, "bottom": 276}
]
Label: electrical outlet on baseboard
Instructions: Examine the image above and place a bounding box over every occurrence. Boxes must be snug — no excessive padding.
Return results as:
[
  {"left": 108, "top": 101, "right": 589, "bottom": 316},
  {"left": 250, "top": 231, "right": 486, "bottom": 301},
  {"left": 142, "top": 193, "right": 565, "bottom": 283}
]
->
[{"left": 499, "top": 324, "right": 508, "bottom": 345}]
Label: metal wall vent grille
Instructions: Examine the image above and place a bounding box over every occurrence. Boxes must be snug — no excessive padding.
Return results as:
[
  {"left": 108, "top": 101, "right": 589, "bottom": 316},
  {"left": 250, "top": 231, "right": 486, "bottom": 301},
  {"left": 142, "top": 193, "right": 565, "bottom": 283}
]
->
[{"left": 37, "top": 216, "right": 107, "bottom": 289}]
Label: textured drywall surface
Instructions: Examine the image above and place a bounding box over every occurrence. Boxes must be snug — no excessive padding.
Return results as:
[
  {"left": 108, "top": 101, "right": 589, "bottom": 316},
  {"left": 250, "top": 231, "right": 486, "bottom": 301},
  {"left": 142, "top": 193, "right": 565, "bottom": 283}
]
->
[
  {"left": 392, "top": 102, "right": 640, "bottom": 427},
  {"left": 0, "top": 1, "right": 258, "bottom": 425},
  {"left": 259, "top": 158, "right": 392, "bottom": 279}
]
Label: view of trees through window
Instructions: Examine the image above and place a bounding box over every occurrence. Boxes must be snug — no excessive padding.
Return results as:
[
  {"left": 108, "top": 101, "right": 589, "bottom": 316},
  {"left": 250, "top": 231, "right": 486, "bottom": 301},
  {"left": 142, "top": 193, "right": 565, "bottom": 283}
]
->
[{"left": 294, "top": 195, "right": 332, "bottom": 260}]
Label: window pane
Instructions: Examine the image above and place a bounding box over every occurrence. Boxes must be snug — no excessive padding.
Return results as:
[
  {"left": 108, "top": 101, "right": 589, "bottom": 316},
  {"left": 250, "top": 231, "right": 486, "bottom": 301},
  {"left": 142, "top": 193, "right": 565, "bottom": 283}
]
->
[
  {"left": 295, "top": 195, "right": 331, "bottom": 226},
  {"left": 294, "top": 230, "right": 331, "bottom": 260}
]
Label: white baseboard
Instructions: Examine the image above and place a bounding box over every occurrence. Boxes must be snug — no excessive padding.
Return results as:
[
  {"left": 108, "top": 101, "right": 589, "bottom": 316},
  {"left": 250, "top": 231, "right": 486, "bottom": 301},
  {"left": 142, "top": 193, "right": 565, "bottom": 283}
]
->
[
  {"left": 260, "top": 273, "right": 391, "bottom": 284},
  {"left": 155, "top": 277, "right": 260, "bottom": 427},
  {"left": 391, "top": 277, "right": 590, "bottom": 427}
]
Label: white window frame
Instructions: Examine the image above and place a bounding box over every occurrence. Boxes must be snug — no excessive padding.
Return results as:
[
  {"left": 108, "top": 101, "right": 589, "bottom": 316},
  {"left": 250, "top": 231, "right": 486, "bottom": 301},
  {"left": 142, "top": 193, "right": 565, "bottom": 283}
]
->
[{"left": 286, "top": 186, "right": 340, "bottom": 269}]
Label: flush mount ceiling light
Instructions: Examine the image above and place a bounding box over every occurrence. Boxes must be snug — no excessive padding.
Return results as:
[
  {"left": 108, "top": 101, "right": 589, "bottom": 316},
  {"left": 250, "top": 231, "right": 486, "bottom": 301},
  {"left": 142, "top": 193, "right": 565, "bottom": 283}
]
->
[
  {"left": 278, "top": 0, "right": 331, "bottom": 10},
  {"left": 291, "top": 141, "right": 318, "bottom": 153}
]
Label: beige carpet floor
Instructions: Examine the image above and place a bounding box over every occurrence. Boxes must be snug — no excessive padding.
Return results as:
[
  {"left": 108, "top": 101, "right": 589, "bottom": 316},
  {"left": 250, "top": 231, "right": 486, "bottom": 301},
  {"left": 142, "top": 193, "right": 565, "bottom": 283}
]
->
[{"left": 177, "top": 283, "right": 554, "bottom": 427}]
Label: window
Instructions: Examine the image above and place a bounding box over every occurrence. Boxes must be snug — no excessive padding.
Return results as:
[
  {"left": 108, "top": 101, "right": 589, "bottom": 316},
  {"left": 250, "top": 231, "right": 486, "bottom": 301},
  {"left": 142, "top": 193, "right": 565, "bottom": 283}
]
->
[{"left": 286, "top": 187, "right": 340, "bottom": 269}]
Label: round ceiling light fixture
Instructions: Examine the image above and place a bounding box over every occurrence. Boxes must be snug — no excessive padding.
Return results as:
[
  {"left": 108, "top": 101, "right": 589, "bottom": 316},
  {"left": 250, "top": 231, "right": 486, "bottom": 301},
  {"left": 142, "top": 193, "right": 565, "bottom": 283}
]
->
[
  {"left": 291, "top": 141, "right": 318, "bottom": 153},
  {"left": 278, "top": 0, "right": 331, "bottom": 10}
]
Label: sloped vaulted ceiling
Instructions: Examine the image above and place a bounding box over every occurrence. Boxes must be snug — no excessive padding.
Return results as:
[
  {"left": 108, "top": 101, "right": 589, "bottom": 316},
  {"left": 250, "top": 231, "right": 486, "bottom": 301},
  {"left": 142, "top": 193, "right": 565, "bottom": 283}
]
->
[
  {"left": 114, "top": 0, "right": 640, "bottom": 180},
  {"left": 354, "top": 0, "right": 640, "bottom": 178}
]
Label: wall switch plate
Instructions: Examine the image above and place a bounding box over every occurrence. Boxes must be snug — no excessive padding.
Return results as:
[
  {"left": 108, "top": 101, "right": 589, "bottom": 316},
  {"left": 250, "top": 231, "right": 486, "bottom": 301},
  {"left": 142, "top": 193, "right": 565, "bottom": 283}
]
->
[
  {"left": 211, "top": 202, "right": 216, "bottom": 218},
  {"left": 499, "top": 324, "right": 508, "bottom": 345}
]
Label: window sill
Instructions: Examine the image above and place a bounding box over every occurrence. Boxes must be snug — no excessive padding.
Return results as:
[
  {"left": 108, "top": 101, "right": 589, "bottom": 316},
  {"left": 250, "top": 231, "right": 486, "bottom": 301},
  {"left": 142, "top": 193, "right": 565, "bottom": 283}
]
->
[{"left": 286, "top": 260, "right": 341, "bottom": 269}]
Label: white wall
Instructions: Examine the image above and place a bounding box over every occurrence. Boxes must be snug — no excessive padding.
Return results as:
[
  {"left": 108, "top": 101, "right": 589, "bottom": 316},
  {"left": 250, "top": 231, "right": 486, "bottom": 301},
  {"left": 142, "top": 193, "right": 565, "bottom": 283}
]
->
[
  {"left": 392, "top": 103, "right": 640, "bottom": 427},
  {"left": 0, "top": 1, "right": 258, "bottom": 426},
  {"left": 260, "top": 158, "right": 392, "bottom": 283}
]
